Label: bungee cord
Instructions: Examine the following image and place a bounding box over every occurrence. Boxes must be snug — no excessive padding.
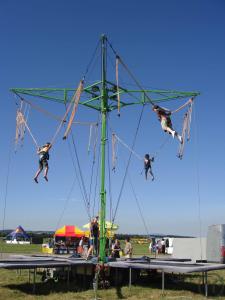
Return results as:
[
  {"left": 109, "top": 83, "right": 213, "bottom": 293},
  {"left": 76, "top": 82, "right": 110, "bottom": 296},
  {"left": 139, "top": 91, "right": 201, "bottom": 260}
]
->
[
  {"left": 193, "top": 105, "right": 203, "bottom": 261},
  {"left": 128, "top": 175, "right": 151, "bottom": 237},
  {"left": 112, "top": 104, "right": 146, "bottom": 225}
]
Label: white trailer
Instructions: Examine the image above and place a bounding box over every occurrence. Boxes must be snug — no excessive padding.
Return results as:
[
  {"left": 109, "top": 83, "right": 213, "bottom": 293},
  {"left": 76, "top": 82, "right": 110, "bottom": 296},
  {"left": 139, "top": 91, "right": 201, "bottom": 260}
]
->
[
  {"left": 172, "top": 224, "right": 225, "bottom": 263},
  {"left": 172, "top": 237, "right": 206, "bottom": 262}
]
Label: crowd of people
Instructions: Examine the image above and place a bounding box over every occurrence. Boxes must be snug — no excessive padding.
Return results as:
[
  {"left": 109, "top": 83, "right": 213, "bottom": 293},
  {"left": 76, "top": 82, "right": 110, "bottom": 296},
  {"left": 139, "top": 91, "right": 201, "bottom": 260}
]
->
[
  {"left": 53, "top": 216, "right": 172, "bottom": 259},
  {"left": 148, "top": 238, "right": 169, "bottom": 254},
  {"left": 54, "top": 227, "right": 173, "bottom": 259},
  {"left": 75, "top": 216, "right": 134, "bottom": 259},
  {"left": 53, "top": 219, "right": 174, "bottom": 259}
]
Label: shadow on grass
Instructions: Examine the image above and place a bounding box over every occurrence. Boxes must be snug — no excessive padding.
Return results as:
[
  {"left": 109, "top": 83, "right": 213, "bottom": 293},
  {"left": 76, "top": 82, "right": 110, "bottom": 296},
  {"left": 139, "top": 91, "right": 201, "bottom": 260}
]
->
[
  {"left": 133, "top": 272, "right": 225, "bottom": 297},
  {"left": 115, "top": 286, "right": 125, "bottom": 299},
  {"left": 5, "top": 281, "right": 81, "bottom": 295},
  {"left": 4, "top": 272, "right": 225, "bottom": 298}
]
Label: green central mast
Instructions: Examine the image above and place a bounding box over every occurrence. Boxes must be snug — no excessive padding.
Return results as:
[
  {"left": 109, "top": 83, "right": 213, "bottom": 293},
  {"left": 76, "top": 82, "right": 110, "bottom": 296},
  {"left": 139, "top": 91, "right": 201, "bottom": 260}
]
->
[{"left": 99, "top": 34, "right": 107, "bottom": 262}]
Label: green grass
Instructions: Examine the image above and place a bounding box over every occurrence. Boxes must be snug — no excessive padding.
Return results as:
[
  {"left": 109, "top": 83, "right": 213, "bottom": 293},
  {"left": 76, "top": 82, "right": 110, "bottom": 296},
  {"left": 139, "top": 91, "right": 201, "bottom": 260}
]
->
[
  {"left": 0, "top": 241, "right": 42, "bottom": 254},
  {"left": 0, "top": 240, "right": 151, "bottom": 256},
  {"left": 1, "top": 268, "right": 225, "bottom": 299},
  {"left": 130, "top": 242, "right": 150, "bottom": 256}
]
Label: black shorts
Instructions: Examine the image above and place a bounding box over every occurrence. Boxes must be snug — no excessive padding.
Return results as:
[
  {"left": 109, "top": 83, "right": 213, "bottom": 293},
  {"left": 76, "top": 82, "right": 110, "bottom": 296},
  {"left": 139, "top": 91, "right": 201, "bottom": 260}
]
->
[{"left": 39, "top": 159, "right": 48, "bottom": 169}]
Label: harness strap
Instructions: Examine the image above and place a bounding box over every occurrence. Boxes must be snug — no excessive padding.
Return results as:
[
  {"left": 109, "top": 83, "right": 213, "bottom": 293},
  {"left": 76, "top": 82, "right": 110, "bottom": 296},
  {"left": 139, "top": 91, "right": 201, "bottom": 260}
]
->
[
  {"left": 16, "top": 111, "right": 39, "bottom": 148},
  {"left": 63, "top": 80, "right": 84, "bottom": 140},
  {"left": 116, "top": 56, "right": 120, "bottom": 116},
  {"left": 15, "top": 101, "right": 30, "bottom": 150},
  {"left": 112, "top": 133, "right": 117, "bottom": 171},
  {"left": 177, "top": 100, "right": 194, "bottom": 159},
  {"left": 88, "top": 124, "right": 93, "bottom": 153}
]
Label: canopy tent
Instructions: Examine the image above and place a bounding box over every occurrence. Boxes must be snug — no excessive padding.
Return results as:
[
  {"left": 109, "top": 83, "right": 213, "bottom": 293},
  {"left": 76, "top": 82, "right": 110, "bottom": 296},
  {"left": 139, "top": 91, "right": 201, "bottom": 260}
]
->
[
  {"left": 55, "top": 225, "right": 88, "bottom": 238},
  {"left": 83, "top": 221, "right": 119, "bottom": 238},
  {"left": 83, "top": 220, "right": 119, "bottom": 230},
  {"left": 6, "top": 225, "right": 30, "bottom": 242}
]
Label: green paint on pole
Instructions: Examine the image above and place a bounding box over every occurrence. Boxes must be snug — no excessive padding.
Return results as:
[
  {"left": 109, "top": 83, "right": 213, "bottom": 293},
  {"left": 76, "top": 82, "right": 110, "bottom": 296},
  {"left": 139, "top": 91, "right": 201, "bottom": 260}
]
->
[{"left": 99, "top": 34, "right": 107, "bottom": 263}]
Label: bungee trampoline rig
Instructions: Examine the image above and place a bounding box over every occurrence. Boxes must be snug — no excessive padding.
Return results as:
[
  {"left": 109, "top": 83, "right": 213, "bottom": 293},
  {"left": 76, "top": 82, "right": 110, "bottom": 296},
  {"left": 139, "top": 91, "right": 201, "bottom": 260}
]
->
[
  {"left": 10, "top": 34, "right": 199, "bottom": 263},
  {"left": 1, "top": 35, "right": 217, "bottom": 297}
]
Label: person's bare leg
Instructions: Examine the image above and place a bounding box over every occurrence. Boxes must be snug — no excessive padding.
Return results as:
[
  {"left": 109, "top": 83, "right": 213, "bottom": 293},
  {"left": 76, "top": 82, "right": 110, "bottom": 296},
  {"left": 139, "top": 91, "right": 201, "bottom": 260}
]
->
[
  {"left": 145, "top": 169, "right": 148, "bottom": 180},
  {"left": 165, "top": 126, "right": 175, "bottom": 136},
  {"left": 86, "top": 245, "right": 93, "bottom": 259},
  {"left": 165, "top": 126, "right": 182, "bottom": 142},
  {"left": 34, "top": 168, "right": 42, "bottom": 183},
  {"left": 44, "top": 166, "right": 49, "bottom": 181},
  {"left": 175, "top": 132, "right": 183, "bottom": 143},
  {"left": 149, "top": 169, "right": 154, "bottom": 181}
]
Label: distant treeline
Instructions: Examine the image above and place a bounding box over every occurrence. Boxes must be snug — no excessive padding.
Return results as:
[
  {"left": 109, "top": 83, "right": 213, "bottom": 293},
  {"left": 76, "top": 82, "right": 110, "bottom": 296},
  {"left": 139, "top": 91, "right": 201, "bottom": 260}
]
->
[
  {"left": 0, "top": 232, "right": 147, "bottom": 240},
  {"left": 0, "top": 231, "right": 54, "bottom": 239},
  {"left": 115, "top": 234, "right": 194, "bottom": 239},
  {"left": 115, "top": 234, "right": 150, "bottom": 240},
  {"left": 0, "top": 231, "right": 194, "bottom": 240}
]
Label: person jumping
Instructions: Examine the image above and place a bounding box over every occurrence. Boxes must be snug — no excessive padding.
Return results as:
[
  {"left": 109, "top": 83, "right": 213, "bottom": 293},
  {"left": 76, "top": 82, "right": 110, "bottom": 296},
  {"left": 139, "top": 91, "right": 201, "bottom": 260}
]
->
[
  {"left": 152, "top": 105, "right": 183, "bottom": 143},
  {"left": 144, "top": 154, "right": 154, "bottom": 181},
  {"left": 34, "top": 142, "right": 52, "bottom": 183}
]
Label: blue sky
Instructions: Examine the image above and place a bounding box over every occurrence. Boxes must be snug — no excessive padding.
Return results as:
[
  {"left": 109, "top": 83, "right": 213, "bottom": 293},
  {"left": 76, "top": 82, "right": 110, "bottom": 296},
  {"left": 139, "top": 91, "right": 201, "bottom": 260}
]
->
[{"left": 0, "top": 0, "right": 225, "bottom": 236}]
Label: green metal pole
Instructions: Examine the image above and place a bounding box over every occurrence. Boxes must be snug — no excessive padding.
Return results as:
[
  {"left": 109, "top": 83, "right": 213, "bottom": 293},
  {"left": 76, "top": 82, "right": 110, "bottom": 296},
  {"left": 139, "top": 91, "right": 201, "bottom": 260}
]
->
[{"left": 99, "top": 34, "right": 107, "bottom": 262}]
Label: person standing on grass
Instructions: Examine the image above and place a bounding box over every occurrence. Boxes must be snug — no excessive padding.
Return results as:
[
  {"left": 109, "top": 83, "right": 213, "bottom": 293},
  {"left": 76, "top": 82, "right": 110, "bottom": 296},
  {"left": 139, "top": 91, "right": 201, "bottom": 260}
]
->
[
  {"left": 124, "top": 237, "right": 133, "bottom": 258},
  {"left": 111, "top": 239, "right": 121, "bottom": 258},
  {"left": 161, "top": 238, "right": 166, "bottom": 254},
  {"left": 148, "top": 240, "right": 152, "bottom": 254}
]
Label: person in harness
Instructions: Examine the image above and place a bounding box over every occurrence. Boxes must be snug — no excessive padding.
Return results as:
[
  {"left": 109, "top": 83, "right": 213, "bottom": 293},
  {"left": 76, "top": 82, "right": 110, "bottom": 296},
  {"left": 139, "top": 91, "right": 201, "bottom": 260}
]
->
[
  {"left": 144, "top": 154, "right": 154, "bottom": 181},
  {"left": 152, "top": 105, "right": 183, "bottom": 144},
  {"left": 34, "top": 142, "right": 52, "bottom": 183}
]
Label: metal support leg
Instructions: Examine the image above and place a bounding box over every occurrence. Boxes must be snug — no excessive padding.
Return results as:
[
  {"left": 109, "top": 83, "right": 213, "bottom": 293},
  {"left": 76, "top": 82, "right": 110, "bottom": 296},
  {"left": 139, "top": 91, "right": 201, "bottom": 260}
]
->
[
  {"left": 115, "top": 268, "right": 118, "bottom": 286},
  {"left": 28, "top": 269, "right": 30, "bottom": 283},
  {"left": 204, "top": 271, "right": 208, "bottom": 297},
  {"left": 67, "top": 267, "right": 70, "bottom": 288},
  {"left": 83, "top": 265, "right": 87, "bottom": 289},
  {"left": 93, "top": 267, "right": 99, "bottom": 300},
  {"left": 33, "top": 268, "right": 36, "bottom": 294},
  {"left": 129, "top": 268, "right": 132, "bottom": 292},
  {"left": 162, "top": 270, "right": 165, "bottom": 296}
]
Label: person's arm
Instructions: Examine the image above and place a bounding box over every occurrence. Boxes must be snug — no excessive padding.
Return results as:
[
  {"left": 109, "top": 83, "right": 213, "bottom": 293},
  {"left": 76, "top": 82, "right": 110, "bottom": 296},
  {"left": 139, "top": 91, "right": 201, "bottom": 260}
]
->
[
  {"left": 156, "top": 111, "right": 161, "bottom": 121},
  {"left": 159, "top": 106, "right": 171, "bottom": 114},
  {"left": 47, "top": 144, "right": 52, "bottom": 151},
  {"left": 115, "top": 246, "right": 121, "bottom": 252}
]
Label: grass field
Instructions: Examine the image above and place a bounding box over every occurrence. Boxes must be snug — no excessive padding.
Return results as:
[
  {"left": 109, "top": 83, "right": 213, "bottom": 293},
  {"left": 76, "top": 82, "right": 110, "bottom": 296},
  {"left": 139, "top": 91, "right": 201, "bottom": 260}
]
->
[
  {"left": 1, "top": 268, "right": 225, "bottom": 299},
  {"left": 1, "top": 241, "right": 225, "bottom": 299},
  {"left": 0, "top": 242, "right": 42, "bottom": 254},
  {"left": 0, "top": 240, "right": 150, "bottom": 256}
]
